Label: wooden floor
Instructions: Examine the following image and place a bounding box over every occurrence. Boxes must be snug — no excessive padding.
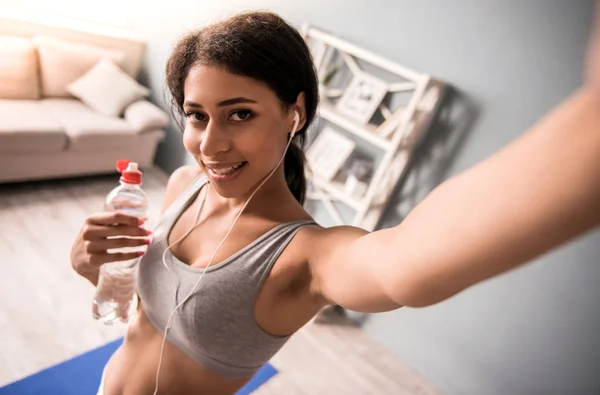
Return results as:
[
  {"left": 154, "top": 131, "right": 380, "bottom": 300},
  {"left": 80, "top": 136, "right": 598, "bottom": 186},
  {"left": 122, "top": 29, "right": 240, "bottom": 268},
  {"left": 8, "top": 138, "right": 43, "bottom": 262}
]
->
[{"left": 0, "top": 167, "right": 439, "bottom": 395}]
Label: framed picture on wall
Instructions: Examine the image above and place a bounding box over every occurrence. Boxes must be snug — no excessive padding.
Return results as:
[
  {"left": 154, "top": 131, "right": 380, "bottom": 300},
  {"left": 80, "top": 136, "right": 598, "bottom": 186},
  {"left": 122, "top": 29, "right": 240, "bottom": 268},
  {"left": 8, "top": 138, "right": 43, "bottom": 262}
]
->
[
  {"left": 336, "top": 73, "right": 388, "bottom": 125},
  {"left": 306, "top": 127, "right": 356, "bottom": 181}
]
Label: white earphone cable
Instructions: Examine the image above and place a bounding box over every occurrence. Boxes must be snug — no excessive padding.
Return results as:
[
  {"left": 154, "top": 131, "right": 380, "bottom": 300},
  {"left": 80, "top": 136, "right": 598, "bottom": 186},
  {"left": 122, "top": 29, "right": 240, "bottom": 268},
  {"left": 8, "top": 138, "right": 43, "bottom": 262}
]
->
[{"left": 152, "top": 112, "right": 300, "bottom": 395}]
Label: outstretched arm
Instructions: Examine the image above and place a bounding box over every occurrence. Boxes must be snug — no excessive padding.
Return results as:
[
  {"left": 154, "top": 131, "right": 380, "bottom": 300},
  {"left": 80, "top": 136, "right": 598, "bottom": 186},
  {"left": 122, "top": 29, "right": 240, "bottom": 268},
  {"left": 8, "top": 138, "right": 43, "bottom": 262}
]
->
[{"left": 309, "top": 8, "right": 600, "bottom": 311}]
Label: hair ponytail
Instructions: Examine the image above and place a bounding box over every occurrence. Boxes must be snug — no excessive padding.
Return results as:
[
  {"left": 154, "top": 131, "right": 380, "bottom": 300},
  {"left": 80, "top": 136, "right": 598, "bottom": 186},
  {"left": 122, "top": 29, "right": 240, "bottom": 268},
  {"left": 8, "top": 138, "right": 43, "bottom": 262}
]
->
[{"left": 284, "top": 136, "right": 307, "bottom": 204}]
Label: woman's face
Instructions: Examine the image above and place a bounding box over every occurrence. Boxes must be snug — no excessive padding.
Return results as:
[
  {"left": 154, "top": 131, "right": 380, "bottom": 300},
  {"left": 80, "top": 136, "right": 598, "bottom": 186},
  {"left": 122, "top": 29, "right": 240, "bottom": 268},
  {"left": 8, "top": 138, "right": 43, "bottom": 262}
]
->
[{"left": 182, "top": 65, "right": 293, "bottom": 199}]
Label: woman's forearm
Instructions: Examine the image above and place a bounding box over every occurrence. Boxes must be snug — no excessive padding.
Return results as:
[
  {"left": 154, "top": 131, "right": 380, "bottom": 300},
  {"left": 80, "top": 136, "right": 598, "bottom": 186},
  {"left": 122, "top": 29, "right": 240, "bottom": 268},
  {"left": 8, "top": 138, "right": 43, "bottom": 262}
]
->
[{"left": 389, "top": 87, "right": 600, "bottom": 307}]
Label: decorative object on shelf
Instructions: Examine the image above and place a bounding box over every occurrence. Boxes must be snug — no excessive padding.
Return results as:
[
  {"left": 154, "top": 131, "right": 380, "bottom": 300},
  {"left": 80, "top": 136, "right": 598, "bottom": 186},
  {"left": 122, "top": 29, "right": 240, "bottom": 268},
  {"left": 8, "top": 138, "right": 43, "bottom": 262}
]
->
[
  {"left": 343, "top": 157, "right": 373, "bottom": 199},
  {"left": 301, "top": 24, "right": 446, "bottom": 231},
  {"left": 306, "top": 126, "right": 356, "bottom": 181},
  {"left": 336, "top": 73, "right": 388, "bottom": 125}
]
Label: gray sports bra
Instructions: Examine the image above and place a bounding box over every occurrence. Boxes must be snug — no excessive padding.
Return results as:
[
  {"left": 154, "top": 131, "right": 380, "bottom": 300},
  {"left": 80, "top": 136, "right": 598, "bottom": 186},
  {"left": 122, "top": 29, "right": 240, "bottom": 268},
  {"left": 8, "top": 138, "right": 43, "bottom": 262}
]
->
[{"left": 136, "top": 174, "right": 317, "bottom": 377}]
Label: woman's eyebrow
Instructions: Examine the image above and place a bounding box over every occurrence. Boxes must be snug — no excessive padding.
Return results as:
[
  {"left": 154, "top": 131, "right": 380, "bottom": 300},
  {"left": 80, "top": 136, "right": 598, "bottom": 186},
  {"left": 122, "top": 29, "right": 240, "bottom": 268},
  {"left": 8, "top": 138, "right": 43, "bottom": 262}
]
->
[{"left": 183, "top": 97, "right": 258, "bottom": 108}]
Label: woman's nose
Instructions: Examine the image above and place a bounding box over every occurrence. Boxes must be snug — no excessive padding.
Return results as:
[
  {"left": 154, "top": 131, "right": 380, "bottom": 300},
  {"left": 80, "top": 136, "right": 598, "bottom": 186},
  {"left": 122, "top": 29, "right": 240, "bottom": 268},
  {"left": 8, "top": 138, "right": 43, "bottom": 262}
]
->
[{"left": 199, "top": 120, "right": 230, "bottom": 156}]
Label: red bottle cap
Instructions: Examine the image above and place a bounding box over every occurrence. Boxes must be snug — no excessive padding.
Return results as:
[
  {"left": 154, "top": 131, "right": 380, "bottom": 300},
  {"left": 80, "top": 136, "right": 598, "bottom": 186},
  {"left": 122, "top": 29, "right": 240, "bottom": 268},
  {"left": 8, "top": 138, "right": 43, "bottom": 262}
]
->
[
  {"left": 116, "top": 160, "right": 142, "bottom": 185},
  {"left": 116, "top": 160, "right": 130, "bottom": 173}
]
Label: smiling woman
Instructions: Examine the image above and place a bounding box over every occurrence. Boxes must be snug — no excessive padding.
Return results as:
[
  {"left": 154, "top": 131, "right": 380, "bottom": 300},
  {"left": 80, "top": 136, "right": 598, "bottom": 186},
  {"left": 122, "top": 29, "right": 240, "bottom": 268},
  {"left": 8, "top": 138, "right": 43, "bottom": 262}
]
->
[
  {"left": 166, "top": 13, "right": 319, "bottom": 204},
  {"left": 181, "top": 95, "right": 260, "bottom": 185},
  {"left": 68, "top": 7, "right": 600, "bottom": 395},
  {"left": 181, "top": 95, "right": 259, "bottom": 184},
  {"left": 177, "top": 66, "right": 307, "bottom": 199}
]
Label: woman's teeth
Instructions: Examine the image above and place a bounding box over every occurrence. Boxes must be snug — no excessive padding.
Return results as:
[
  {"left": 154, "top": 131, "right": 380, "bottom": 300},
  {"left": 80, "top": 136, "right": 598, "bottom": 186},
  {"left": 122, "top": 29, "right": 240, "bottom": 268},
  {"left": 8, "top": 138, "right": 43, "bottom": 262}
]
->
[{"left": 209, "top": 162, "right": 245, "bottom": 175}]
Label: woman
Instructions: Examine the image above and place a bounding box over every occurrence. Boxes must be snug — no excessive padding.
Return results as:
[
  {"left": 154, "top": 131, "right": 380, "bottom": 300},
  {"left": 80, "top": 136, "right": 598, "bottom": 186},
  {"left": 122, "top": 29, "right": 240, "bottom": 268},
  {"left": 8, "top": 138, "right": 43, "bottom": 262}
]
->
[{"left": 70, "top": 9, "right": 600, "bottom": 395}]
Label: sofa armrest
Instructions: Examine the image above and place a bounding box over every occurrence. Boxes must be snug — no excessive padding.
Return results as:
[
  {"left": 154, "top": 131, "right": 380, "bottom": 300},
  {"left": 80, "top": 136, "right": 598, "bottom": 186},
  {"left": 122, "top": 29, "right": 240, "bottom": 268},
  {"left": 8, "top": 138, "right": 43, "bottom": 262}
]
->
[{"left": 124, "top": 100, "right": 170, "bottom": 133}]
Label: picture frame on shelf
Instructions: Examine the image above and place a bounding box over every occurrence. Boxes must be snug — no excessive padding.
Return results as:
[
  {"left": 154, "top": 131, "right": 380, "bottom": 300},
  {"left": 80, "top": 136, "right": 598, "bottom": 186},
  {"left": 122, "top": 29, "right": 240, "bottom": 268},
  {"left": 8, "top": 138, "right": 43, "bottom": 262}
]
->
[
  {"left": 306, "top": 126, "right": 356, "bottom": 181},
  {"left": 335, "top": 72, "right": 389, "bottom": 125}
]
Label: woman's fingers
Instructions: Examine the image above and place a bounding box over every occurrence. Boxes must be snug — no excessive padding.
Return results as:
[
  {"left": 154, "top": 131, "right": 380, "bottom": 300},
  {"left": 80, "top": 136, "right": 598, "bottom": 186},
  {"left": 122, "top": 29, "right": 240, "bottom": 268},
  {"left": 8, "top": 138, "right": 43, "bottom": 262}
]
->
[
  {"left": 82, "top": 223, "right": 150, "bottom": 240},
  {"left": 87, "top": 212, "right": 143, "bottom": 227},
  {"left": 84, "top": 237, "right": 150, "bottom": 254},
  {"left": 89, "top": 251, "right": 145, "bottom": 267}
]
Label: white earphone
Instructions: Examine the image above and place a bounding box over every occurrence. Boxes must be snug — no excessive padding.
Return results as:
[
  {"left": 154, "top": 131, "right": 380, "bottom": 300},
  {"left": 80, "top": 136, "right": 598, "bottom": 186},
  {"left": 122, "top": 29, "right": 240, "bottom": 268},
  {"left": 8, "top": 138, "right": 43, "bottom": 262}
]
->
[
  {"left": 151, "top": 109, "right": 300, "bottom": 395},
  {"left": 291, "top": 110, "right": 300, "bottom": 138}
]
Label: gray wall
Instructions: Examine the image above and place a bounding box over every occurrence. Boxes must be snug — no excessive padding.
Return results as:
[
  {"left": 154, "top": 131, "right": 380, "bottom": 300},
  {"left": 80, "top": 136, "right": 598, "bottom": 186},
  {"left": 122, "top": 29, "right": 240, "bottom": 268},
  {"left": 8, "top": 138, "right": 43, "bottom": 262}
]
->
[{"left": 129, "top": 1, "right": 600, "bottom": 394}]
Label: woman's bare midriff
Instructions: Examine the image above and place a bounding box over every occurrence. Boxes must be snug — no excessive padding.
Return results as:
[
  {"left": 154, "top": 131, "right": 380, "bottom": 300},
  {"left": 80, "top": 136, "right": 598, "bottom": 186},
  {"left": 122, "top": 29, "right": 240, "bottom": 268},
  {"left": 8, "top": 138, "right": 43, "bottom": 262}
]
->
[{"left": 101, "top": 305, "right": 251, "bottom": 395}]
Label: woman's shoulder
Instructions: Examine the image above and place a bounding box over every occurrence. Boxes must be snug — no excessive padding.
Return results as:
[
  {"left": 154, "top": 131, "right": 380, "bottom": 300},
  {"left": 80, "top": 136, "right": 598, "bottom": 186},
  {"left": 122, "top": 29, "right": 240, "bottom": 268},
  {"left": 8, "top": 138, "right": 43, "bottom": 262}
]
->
[
  {"left": 280, "top": 223, "right": 367, "bottom": 301},
  {"left": 160, "top": 165, "right": 203, "bottom": 213},
  {"left": 296, "top": 223, "right": 368, "bottom": 268},
  {"left": 292, "top": 222, "right": 367, "bottom": 255},
  {"left": 297, "top": 220, "right": 367, "bottom": 238}
]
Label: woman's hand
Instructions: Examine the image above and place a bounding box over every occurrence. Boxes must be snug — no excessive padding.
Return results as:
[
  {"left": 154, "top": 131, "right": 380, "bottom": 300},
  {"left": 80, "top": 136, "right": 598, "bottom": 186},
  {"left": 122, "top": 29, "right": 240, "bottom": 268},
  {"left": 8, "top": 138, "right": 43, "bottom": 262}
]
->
[
  {"left": 70, "top": 212, "right": 151, "bottom": 285},
  {"left": 585, "top": 3, "right": 600, "bottom": 92}
]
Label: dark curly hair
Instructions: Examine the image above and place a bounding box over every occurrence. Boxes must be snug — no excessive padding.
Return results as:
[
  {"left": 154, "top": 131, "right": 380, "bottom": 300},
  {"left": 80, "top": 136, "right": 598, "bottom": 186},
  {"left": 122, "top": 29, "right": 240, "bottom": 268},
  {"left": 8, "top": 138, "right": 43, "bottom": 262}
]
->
[{"left": 165, "top": 11, "right": 319, "bottom": 204}]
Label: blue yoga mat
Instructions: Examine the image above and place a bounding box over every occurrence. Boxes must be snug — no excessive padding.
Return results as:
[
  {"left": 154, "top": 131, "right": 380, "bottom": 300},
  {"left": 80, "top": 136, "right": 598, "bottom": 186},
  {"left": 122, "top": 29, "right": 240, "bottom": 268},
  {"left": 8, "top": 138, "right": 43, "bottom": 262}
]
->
[{"left": 0, "top": 338, "right": 277, "bottom": 395}]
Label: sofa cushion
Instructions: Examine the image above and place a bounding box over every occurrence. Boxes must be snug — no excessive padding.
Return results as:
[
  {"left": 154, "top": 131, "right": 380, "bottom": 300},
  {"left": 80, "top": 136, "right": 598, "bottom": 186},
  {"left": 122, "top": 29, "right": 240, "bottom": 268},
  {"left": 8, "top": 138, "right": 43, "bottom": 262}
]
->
[
  {"left": 0, "top": 36, "right": 41, "bottom": 100},
  {"left": 33, "top": 36, "right": 126, "bottom": 98},
  {"left": 67, "top": 59, "right": 149, "bottom": 117},
  {"left": 124, "top": 100, "right": 170, "bottom": 132},
  {"left": 40, "top": 99, "right": 138, "bottom": 151},
  {"left": 0, "top": 100, "right": 67, "bottom": 153}
]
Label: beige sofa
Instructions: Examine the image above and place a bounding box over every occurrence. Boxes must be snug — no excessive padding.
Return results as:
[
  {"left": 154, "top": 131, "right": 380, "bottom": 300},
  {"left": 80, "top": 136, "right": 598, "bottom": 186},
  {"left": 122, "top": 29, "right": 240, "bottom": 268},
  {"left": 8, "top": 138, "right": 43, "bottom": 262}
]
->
[{"left": 0, "top": 14, "right": 168, "bottom": 183}]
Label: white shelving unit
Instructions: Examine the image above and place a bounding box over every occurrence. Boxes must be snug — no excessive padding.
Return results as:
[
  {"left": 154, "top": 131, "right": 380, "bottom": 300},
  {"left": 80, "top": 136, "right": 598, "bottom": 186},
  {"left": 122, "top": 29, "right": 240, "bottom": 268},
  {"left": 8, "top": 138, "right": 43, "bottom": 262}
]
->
[{"left": 301, "top": 24, "right": 446, "bottom": 231}]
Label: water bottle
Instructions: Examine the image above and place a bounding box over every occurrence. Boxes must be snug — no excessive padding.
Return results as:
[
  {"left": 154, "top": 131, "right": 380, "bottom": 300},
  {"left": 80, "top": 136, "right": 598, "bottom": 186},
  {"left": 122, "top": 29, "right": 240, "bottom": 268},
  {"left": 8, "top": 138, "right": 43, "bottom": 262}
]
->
[{"left": 92, "top": 160, "right": 149, "bottom": 325}]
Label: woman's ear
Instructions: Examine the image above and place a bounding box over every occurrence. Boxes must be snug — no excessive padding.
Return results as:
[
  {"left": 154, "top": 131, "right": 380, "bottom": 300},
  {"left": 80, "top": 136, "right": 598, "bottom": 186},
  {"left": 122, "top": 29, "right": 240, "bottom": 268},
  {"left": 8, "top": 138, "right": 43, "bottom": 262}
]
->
[{"left": 292, "top": 92, "right": 307, "bottom": 133}]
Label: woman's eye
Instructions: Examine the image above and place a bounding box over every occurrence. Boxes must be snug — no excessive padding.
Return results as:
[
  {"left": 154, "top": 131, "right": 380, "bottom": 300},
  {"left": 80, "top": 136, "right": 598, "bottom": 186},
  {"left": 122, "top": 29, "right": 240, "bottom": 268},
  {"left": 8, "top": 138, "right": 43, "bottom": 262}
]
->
[
  {"left": 230, "top": 110, "right": 253, "bottom": 121},
  {"left": 186, "top": 112, "right": 207, "bottom": 122}
]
